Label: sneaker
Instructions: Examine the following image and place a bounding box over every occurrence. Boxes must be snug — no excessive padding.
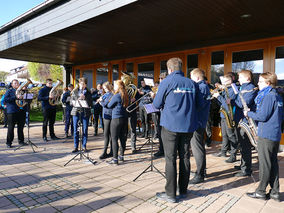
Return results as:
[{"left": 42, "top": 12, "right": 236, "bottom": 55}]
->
[
  {"left": 6, "top": 144, "right": 13, "bottom": 148},
  {"left": 19, "top": 142, "right": 28, "bottom": 146},
  {"left": 234, "top": 165, "right": 241, "bottom": 170},
  {"left": 225, "top": 155, "right": 236, "bottom": 163},
  {"left": 268, "top": 190, "right": 280, "bottom": 202},
  {"left": 234, "top": 171, "right": 251, "bottom": 177},
  {"left": 118, "top": 155, "right": 124, "bottom": 162},
  {"left": 83, "top": 147, "right": 88, "bottom": 152},
  {"left": 99, "top": 153, "right": 108, "bottom": 159},
  {"left": 43, "top": 137, "right": 48, "bottom": 142},
  {"left": 189, "top": 175, "right": 204, "bottom": 184},
  {"left": 51, "top": 136, "right": 60, "bottom": 140},
  {"left": 107, "top": 158, "right": 118, "bottom": 165},
  {"left": 156, "top": 192, "right": 176, "bottom": 203},
  {"left": 131, "top": 149, "right": 137, "bottom": 154},
  {"left": 72, "top": 148, "right": 78, "bottom": 153}
]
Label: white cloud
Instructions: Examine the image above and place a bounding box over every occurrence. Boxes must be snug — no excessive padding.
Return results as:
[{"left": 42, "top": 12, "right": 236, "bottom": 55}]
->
[{"left": 0, "top": 58, "right": 27, "bottom": 72}]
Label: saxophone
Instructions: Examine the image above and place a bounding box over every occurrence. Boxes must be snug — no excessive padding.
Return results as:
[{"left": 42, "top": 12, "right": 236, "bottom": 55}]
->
[
  {"left": 49, "top": 79, "right": 63, "bottom": 106},
  {"left": 15, "top": 78, "right": 33, "bottom": 107},
  {"left": 232, "top": 84, "right": 258, "bottom": 148},
  {"left": 219, "top": 86, "right": 235, "bottom": 129}
]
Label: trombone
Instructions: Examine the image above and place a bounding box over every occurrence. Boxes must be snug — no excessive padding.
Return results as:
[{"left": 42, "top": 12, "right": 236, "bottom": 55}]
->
[{"left": 126, "top": 92, "right": 151, "bottom": 113}]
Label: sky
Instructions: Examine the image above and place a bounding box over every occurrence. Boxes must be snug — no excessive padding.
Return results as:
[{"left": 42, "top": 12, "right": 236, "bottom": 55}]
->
[{"left": 0, "top": 0, "right": 45, "bottom": 72}]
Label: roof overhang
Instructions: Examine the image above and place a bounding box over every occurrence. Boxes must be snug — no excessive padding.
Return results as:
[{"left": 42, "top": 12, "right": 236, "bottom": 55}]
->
[{"left": 1, "top": 0, "right": 284, "bottom": 65}]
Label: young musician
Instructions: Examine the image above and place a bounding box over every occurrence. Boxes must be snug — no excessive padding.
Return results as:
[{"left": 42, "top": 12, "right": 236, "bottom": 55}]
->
[
  {"left": 245, "top": 73, "right": 283, "bottom": 201},
  {"left": 106, "top": 80, "right": 129, "bottom": 165},
  {"left": 232, "top": 70, "right": 258, "bottom": 176},
  {"left": 62, "top": 84, "right": 74, "bottom": 138},
  {"left": 70, "top": 78, "right": 92, "bottom": 153},
  {"left": 4, "top": 79, "right": 28, "bottom": 148},
  {"left": 212, "top": 74, "right": 238, "bottom": 163},
  {"left": 189, "top": 68, "right": 211, "bottom": 184},
  {"left": 98, "top": 81, "right": 114, "bottom": 159},
  {"left": 92, "top": 84, "right": 104, "bottom": 136},
  {"left": 38, "top": 79, "right": 59, "bottom": 142},
  {"left": 153, "top": 58, "right": 203, "bottom": 203},
  {"left": 138, "top": 79, "right": 152, "bottom": 138}
]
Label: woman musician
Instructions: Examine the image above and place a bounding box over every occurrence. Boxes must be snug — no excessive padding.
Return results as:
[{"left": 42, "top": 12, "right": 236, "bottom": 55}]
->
[{"left": 70, "top": 77, "right": 93, "bottom": 153}]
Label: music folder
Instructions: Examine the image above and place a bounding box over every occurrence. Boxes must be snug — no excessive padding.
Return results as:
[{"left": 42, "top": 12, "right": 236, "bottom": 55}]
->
[
  {"left": 72, "top": 100, "right": 89, "bottom": 108},
  {"left": 23, "top": 93, "right": 34, "bottom": 100},
  {"left": 144, "top": 103, "right": 159, "bottom": 114}
]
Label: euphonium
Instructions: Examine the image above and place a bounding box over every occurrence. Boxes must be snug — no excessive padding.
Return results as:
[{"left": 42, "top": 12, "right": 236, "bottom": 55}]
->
[
  {"left": 15, "top": 78, "right": 33, "bottom": 107},
  {"left": 121, "top": 71, "right": 137, "bottom": 99},
  {"left": 49, "top": 79, "right": 63, "bottom": 106}
]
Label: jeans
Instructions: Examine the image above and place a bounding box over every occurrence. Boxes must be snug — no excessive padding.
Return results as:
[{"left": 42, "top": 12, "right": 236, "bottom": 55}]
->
[{"left": 73, "top": 112, "right": 89, "bottom": 149}]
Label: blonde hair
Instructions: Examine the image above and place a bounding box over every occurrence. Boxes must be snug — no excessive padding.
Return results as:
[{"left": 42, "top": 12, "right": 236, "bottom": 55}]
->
[
  {"left": 103, "top": 81, "right": 114, "bottom": 93},
  {"left": 114, "top": 80, "right": 129, "bottom": 107},
  {"left": 191, "top": 68, "right": 205, "bottom": 80},
  {"left": 238, "top": 70, "right": 253, "bottom": 81},
  {"left": 260, "top": 72, "right": 277, "bottom": 87},
  {"left": 167, "top": 57, "right": 182, "bottom": 71}
]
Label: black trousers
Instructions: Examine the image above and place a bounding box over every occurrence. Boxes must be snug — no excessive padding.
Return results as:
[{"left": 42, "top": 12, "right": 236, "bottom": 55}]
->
[
  {"left": 190, "top": 128, "right": 206, "bottom": 177},
  {"left": 103, "top": 119, "right": 112, "bottom": 154},
  {"left": 162, "top": 127, "right": 192, "bottom": 198},
  {"left": 237, "top": 127, "right": 252, "bottom": 174},
  {"left": 205, "top": 117, "right": 212, "bottom": 140},
  {"left": 111, "top": 117, "right": 128, "bottom": 159},
  {"left": 4, "top": 108, "right": 8, "bottom": 126},
  {"left": 7, "top": 111, "right": 25, "bottom": 145},
  {"left": 221, "top": 118, "right": 238, "bottom": 156},
  {"left": 128, "top": 111, "right": 137, "bottom": 150},
  {"left": 139, "top": 106, "right": 150, "bottom": 137},
  {"left": 93, "top": 108, "right": 103, "bottom": 134},
  {"left": 42, "top": 108, "right": 56, "bottom": 138},
  {"left": 256, "top": 137, "right": 279, "bottom": 196},
  {"left": 153, "top": 112, "right": 163, "bottom": 153}
]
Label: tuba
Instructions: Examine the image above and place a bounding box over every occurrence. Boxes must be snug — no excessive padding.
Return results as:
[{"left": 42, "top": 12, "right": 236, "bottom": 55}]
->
[
  {"left": 49, "top": 79, "right": 63, "bottom": 106},
  {"left": 15, "top": 79, "right": 33, "bottom": 108},
  {"left": 121, "top": 71, "right": 138, "bottom": 99}
]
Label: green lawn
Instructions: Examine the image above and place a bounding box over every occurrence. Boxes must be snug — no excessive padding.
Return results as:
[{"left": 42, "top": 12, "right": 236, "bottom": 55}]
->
[{"left": 29, "top": 109, "right": 63, "bottom": 122}]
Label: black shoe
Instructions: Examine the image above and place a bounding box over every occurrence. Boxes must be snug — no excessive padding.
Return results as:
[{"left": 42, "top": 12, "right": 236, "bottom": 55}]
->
[
  {"left": 154, "top": 151, "right": 164, "bottom": 158},
  {"left": 234, "top": 165, "right": 241, "bottom": 170},
  {"left": 118, "top": 155, "right": 124, "bottom": 162},
  {"left": 156, "top": 192, "right": 176, "bottom": 203},
  {"left": 3, "top": 125, "right": 7, "bottom": 128},
  {"left": 107, "top": 158, "right": 118, "bottom": 165},
  {"left": 51, "top": 136, "right": 60, "bottom": 140},
  {"left": 234, "top": 171, "right": 251, "bottom": 177},
  {"left": 6, "top": 144, "right": 13, "bottom": 148},
  {"left": 65, "top": 133, "right": 69, "bottom": 139},
  {"left": 177, "top": 193, "right": 187, "bottom": 200},
  {"left": 139, "top": 134, "right": 145, "bottom": 138},
  {"left": 131, "top": 149, "right": 137, "bottom": 154},
  {"left": 269, "top": 193, "right": 280, "bottom": 202},
  {"left": 72, "top": 148, "right": 78, "bottom": 153},
  {"left": 189, "top": 175, "right": 204, "bottom": 184},
  {"left": 246, "top": 192, "right": 267, "bottom": 200},
  {"left": 107, "top": 153, "right": 113, "bottom": 158},
  {"left": 43, "top": 137, "right": 48, "bottom": 142},
  {"left": 213, "top": 152, "right": 227, "bottom": 157},
  {"left": 19, "top": 142, "right": 28, "bottom": 146},
  {"left": 99, "top": 153, "right": 108, "bottom": 159},
  {"left": 225, "top": 155, "right": 236, "bottom": 163},
  {"left": 83, "top": 148, "right": 88, "bottom": 152}
]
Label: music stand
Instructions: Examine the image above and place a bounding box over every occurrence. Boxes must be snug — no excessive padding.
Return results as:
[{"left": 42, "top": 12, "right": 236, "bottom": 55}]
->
[
  {"left": 14, "top": 92, "right": 38, "bottom": 152},
  {"left": 133, "top": 103, "right": 165, "bottom": 181},
  {"left": 64, "top": 100, "right": 97, "bottom": 166}
]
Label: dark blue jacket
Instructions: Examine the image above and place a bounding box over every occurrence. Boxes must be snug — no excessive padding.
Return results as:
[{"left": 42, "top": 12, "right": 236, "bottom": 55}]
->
[
  {"left": 38, "top": 86, "right": 56, "bottom": 110},
  {"left": 153, "top": 70, "right": 203, "bottom": 133},
  {"left": 62, "top": 90, "right": 72, "bottom": 111},
  {"left": 232, "top": 83, "right": 257, "bottom": 124},
  {"left": 216, "top": 86, "right": 237, "bottom": 120},
  {"left": 92, "top": 90, "right": 103, "bottom": 112},
  {"left": 100, "top": 92, "right": 113, "bottom": 120},
  {"left": 138, "top": 85, "right": 152, "bottom": 107},
  {"left": 107, "top": 93, "right": 128, "bottom": 119},
  {"left": 4, "top": 88, "right": 26, "bottom": 113},
  {"left": 248, "top": 87, "right": 283, "bottom": 142},
  {"left": 196, "top": 80, "right": 211, "bottom": 129}
]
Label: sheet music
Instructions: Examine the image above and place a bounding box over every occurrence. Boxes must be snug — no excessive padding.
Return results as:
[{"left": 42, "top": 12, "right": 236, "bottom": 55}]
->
[
  {"left": 72, "top": 100, "right": 89, "bottom": 108},
  {"left": 144, "top": 103, "right": 159, "bottom": 114}
]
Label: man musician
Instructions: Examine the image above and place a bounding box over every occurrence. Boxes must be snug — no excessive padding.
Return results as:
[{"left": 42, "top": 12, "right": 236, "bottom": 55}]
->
[
  {"left": 62, "top": 84, "right": 74, "bottom": 138},
  {"left": 38, "top": 79, "right": 59, "bottom": 142},
  {"left": 4, "top": 79, "right": 28, "bottom": 148}
]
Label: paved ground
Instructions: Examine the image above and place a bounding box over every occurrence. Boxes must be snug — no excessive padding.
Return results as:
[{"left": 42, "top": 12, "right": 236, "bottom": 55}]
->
[{"left": 0, "top": 122, "right": 284, "bottom": 213}]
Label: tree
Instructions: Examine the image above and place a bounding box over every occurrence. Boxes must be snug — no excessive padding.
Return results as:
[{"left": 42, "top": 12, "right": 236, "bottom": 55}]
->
[
  {"left": 0, "top": 71, "right": 8, "bottom": 81},
  {"left": 28, "top": 62, "right": 63, "bottom": 82}
]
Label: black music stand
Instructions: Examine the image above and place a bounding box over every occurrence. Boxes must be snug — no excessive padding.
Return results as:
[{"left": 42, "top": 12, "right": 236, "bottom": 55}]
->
[
  {"left": 133, "top": 103, "right": 165, "bottom": 181},
  {"left": 64, "top": 100, "right": 97, "bottom": 166},
  {"left": 14, "top": 92, "right": 38, "bottom": 152}
]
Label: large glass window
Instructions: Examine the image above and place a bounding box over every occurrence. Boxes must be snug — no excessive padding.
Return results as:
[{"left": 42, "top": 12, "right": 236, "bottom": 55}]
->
[
  {"left": 275, "top": 46, "right": 284, "bottom": 86},
  {"left": 75, "top": 69, "right": 80, "bottom": 82},
  {"left": 211, "top": 51, "right": 224, "bottom": 85},
  {"left": 160, "top": 60, "right": 167, "bottom": 74},
  {"left": 96, "top": 67, "right": 108, "bottom": 86},
  {"left": 112, "top": 64, "right": 119, "bottom": 82},
  {"left": 82, "top": 69, "right": 93, "bottom": 89},
  {"left": 187, "top": 54, "right": 198, "bottom": 78},
  {"left": 138, "top": 62, "right": 154, "bottom": 88},
  {"left": 232, "top": 49, "right": 263, "bottom": 84},
  {"left": 126, "top": 63, "right": 134, "bottom": 75}
]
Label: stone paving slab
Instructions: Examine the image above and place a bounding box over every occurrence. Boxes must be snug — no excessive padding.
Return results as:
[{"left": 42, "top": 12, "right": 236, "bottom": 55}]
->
[{"left": 0, "top": 122, "right": 284, "bottom": 212}]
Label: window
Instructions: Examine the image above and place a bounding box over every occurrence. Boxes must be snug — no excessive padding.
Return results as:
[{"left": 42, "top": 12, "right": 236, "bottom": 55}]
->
[
  {"left": 112, "top": 64, "right": 119, "bottom": 82},
  {"left": 275, "top": 46, "right": 284, "bottom": 86},
  {"left": 232, "top": 49, "right": 263, "bottom": 84},
  {"left": 82, "top": 69, "right": 93, "bottom": 89},
  {"left": 211, "top": 51, "right": 224, "bottom": 85},
  {"left": 160, "top": 60, "right": 167, "bottom": 74},
  {"left": 126, "top": 63, "right": 134, "bottom": 74},
  {"left": 96, "top": 67, "right": 108, "bottom": 86},
  {"left": 138, "top": 62, "right": 154, "bottom": 88},
  {"left": 75, "top": 69, "right": 80, "bottom": 82},
  {"left": 187, "top": 54, "right": 198, "bottom": 78}
]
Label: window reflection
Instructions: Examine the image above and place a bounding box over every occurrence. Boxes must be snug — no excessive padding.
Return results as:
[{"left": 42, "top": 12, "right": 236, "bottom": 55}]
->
[
  {"left": 82, "top": 69, "right": 93, "bottom": 89},
  {"left": 138, "top": 62, "right": 154, "bottom": 88},
  {"left": 160, "top": 60, "right": 167, "bottom": 74},
  {"left": 112, "top": 64, "right": 119, "bottom": 82},
  {"left": 96, "top": 67, "right": 108, "bottom": 86},
  {"left": 275, "top": 46, "right": 284, "bottom": 86},
  {"left": 211, "top": 51, "right": 224, "bottom": 85},
  {"left": 187, "top": 54, "right": 198, "bottom": 78},
  {"left": 232, "top": 49, "right": 263, "bottom": 85}
]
